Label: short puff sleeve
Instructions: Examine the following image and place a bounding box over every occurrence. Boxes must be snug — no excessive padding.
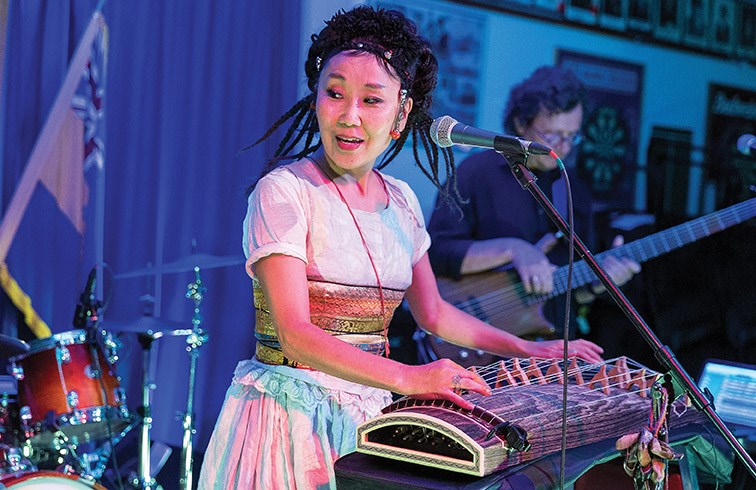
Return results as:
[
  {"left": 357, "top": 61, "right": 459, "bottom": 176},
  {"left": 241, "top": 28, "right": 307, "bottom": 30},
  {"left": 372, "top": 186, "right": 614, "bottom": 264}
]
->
[{"left": 242, "top": 169, "right": 309, "bottom": 277}]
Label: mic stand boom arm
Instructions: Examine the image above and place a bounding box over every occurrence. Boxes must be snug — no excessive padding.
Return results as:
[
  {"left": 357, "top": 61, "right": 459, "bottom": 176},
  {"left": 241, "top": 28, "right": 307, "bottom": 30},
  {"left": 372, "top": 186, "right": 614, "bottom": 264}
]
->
[{"left": 505, "top": 155, "right": 755, "bottom": 480}]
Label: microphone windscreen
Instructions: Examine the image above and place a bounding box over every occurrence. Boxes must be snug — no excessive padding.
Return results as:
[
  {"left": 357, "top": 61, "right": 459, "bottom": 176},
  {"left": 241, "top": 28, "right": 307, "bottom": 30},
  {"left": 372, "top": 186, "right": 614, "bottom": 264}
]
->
[{"left": 430, "top": 115, "right": 457, "bottom": 148}]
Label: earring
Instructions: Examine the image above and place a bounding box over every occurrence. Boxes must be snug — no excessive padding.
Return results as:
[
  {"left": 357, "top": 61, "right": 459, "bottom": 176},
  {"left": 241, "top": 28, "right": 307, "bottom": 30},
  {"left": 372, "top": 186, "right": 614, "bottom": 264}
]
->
[{"left": 390, "top": 89, "right": 408, "bottom": 140}]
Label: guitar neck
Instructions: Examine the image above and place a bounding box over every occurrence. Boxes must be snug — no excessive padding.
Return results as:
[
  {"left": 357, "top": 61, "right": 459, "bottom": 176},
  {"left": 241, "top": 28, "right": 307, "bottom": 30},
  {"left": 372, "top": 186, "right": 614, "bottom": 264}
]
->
[{"left": 548, "top": 198, "right": 756, "bottom": 298}]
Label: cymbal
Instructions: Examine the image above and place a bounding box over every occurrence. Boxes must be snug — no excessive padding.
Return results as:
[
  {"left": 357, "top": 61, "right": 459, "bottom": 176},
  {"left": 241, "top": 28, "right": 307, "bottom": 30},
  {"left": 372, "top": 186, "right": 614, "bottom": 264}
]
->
[
  {"left": 115, "top": 253, "right": 245, "bottom": 279},
  {"left": 0, "top": 334, "right": 30, "bottom": 358},
  {"left": 101, "top": 316, "right": 193, "bottom": 337}
]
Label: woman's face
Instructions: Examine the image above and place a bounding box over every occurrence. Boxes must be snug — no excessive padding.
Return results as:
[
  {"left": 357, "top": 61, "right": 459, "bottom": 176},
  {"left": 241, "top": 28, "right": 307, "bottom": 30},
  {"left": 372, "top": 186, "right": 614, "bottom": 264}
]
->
[{"left": 316, "top": 51, "right": 411, "bottom": 177}]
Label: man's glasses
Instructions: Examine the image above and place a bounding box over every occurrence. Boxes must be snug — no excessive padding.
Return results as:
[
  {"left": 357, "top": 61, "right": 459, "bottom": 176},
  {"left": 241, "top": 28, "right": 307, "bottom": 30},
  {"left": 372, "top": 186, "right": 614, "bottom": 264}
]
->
[{"left": 531, "top": 127, "right": 583, "bottom": 147}]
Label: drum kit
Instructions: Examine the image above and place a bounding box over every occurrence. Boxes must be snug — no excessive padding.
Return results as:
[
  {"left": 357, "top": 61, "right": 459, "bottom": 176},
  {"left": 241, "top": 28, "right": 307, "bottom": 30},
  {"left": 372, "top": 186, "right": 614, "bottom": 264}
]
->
[{"left": 0, "top": 252, "right": 242, "bottom": 489}]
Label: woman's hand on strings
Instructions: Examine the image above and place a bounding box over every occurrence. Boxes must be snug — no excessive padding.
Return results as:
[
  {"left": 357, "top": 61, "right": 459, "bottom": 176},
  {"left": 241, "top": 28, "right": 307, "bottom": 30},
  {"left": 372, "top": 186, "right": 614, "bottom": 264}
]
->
[{"left": 406, "top": 358, "right": 491, "bottom": 411}]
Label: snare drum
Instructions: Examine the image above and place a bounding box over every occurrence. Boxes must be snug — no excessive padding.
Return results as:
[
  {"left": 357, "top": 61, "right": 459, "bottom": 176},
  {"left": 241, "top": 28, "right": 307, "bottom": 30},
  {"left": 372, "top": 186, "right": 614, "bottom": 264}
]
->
[
  {"left": 0, "top": 471, "right": 105, "bottom": 489},
  {"left": 11, "top": 330, "right": 131, "bottom": 447}
]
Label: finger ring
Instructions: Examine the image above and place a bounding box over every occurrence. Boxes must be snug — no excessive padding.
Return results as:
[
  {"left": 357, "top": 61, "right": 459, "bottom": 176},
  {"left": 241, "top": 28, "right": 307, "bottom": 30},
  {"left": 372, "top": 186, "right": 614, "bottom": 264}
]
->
[
  {"left": 532, "top": 276, "right": 540, "bottom": 282},
  {"left": 452, "top": 374, "right": 462, "bottom": 393}
]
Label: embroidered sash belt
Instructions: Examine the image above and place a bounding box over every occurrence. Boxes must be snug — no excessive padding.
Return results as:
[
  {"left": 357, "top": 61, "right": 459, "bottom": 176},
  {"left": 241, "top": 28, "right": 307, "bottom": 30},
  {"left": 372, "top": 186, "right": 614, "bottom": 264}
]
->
[{"left": 253, "top": 279, "right": 405, "bottom": 369}]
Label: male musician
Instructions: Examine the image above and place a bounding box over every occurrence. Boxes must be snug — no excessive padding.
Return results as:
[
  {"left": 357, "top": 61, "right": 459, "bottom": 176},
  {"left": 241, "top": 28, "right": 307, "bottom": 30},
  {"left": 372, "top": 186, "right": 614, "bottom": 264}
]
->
[{"left": 427, "top": 65, "right": 640, "bottom": 337}]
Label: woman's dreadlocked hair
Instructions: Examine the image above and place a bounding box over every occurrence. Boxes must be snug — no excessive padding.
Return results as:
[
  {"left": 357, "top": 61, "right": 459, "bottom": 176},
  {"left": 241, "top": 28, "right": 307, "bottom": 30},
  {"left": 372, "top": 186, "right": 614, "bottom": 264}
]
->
[{"left": 245, "top": 6, "right": 460, "bottom": 207}]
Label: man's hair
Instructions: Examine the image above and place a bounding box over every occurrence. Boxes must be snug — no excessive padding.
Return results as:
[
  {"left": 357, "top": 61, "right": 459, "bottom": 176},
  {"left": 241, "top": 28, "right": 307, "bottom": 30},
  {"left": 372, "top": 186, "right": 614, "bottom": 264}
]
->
[{"left": 502, "top": 65, "right": 586, "bottom": 134}]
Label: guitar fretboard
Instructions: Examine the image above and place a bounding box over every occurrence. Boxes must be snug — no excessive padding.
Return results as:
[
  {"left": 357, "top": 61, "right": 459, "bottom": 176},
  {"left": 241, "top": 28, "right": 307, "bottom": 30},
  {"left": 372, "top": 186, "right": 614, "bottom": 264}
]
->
[{"left": 539, "top": 198, "right": 756, "bottom": 302}]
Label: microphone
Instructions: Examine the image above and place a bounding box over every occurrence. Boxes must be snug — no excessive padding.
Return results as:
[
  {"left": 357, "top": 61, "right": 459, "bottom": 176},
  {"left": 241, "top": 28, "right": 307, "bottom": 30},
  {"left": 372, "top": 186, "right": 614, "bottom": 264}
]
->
[
  {"left": 81, "top": 266, "right": 97, "bottom": 305},
  {"left": 430, "top": 115, "right": 552, "bottom": 156},
  {"left": 73, "top": 267, "right": 99, "bottom": 328},
  {"left": 736, "top": 133, "right": 755, "bottom": 156}
]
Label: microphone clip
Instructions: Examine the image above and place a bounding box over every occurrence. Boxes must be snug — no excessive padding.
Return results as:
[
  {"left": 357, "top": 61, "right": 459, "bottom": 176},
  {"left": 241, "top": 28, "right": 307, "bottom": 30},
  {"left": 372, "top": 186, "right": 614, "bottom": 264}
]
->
[
  {"left": 73, "top": 299, "right": 102, "bottom": 329},
  {"left": 73, "top": 267, "right": 102, "bottom": 329}
]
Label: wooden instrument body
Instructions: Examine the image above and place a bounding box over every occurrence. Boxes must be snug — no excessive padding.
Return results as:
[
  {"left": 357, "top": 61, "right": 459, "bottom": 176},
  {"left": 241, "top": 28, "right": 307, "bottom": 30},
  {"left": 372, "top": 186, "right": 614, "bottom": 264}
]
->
[{"left": 356, "top": 357, "right": 701, "bottom": 477}]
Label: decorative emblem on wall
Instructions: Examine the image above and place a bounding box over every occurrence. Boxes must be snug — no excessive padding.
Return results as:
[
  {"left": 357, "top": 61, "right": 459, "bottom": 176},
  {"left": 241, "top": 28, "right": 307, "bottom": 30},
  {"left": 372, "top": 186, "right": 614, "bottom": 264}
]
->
[
  {"left": 581, "top": 106, "right": 628, "bottom": 194},
  {"left": 557, "top": 49, "right": 643, "bottom": 210}
]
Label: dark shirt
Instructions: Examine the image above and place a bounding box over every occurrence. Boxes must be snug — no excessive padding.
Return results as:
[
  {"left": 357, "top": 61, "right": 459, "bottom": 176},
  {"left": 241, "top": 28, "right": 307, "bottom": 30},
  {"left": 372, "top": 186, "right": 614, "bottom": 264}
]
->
[{"left": 427, "top": 149, "right": 594, "bottom": 333}]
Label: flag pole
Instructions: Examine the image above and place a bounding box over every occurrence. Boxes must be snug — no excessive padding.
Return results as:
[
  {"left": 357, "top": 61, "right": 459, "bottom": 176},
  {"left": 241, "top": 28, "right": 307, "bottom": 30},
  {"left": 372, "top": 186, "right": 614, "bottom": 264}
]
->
[
  {"left": 0, "top": 12, "right": 105, "bottom": 263},
  {"left": 95, "top": 23, "right": 108, "bottom": 301}
]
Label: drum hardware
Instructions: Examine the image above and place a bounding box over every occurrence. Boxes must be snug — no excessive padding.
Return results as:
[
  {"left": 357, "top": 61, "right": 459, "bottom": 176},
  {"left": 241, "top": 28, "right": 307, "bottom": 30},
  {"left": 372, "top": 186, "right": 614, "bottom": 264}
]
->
[
  {"left": 178, "top": 267, "right": 208, "bottom": 490},
  {"left": 40, "top": 425, "right": 136, "bottom": 482},
  {"left": 0, "top": 334, "right": 30, "bottom": 359},
  {"left": 76, "top": 440, "right": 114, "bottom": 480},
  {"left": 101, "top": 315, "right": 196, "bottom": 490},
  {"left": 101, "top": 317, "right": 190, "bottom": 338},
  {"left": 0, "top": 470, "right": 107, "bottom": 489},
  {"left": 128, "top": 330, "right": 162, "bottom": 490},
  {"left": 1, "top": 269, "right": 137, "bottom": 485},
  {"left": 114, "top": 252, "right": 245, "bottom": 280},
  {"left": 0, "top": 271, "right": 149, "bottom": 487},
  {"left": 0, "top": 443, "right": 35, "bottom": 474},
  {"left": 99, "top": 313, "right": 196, "bottom": 489},
  {"left": 9, "top": 330, "right": 134, "bottom": 450}
]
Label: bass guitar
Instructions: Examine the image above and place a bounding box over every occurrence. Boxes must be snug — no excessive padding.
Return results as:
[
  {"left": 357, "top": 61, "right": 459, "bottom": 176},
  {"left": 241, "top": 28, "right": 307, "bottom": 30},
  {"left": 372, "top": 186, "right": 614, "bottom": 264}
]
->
[{"left": 429, "top": 198, "right": 755, "bottom": 362}]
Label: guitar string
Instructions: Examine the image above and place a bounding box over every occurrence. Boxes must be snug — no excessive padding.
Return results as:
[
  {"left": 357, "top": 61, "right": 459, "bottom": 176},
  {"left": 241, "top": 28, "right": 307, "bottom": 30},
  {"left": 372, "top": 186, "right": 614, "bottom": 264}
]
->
[
  {"left": 456, "top": 201, "right": 750, "bottom": 314},
  {"left": 461, "top": 205, "right": 746, "bottom": 315},
  {"left": 445, "top": 203, "right": 753, "bottom": 323}
]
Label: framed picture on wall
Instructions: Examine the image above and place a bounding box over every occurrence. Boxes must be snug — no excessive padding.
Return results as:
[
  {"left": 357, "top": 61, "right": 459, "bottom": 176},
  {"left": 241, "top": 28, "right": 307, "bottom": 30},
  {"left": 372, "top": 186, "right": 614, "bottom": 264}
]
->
[
  {"left": 599, "top": 0, "right": 628, "bottom": 31},
  {"left": 709, "top": 0, "right": 734, "bottom": 53},
  {"left": 627, "top": 0, "right": 653, "bottom": 31},
  {"left": 735, "top": 1, "right": 756, "bottom": 60},
  {"left": 565, "top": 0, "right": 599, "bottom": 24},
  {"left": 373, "top": 0, "right": 484, "bottom": 125},
  {"left": 654, "top": 0, "right": 682, "bottom": 42},
  {"left": 682, "top": 0, "right": 709, "bottom": 48},
  {"left": 557, "top": 50, "right": 644, "bottom": 210},
  {"left": 705, "top": 84, "right": 756, "bottom": 204},
  {"left": 463, "top": 0, "right": 535, "bottom": 12}
]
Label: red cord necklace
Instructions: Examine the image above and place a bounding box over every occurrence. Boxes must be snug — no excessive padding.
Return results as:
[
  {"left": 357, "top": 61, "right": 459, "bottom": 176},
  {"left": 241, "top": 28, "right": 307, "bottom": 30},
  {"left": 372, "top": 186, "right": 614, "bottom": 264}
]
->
[{"left": 312, "top": 157, "right": 390, "bottom": 356}]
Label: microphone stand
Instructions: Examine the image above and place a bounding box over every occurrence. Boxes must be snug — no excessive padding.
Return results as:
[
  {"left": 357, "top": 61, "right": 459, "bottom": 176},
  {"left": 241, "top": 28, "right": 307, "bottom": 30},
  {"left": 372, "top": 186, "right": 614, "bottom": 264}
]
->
[{"left": 503, "top": 154, "right": 756, "bottom": 480}]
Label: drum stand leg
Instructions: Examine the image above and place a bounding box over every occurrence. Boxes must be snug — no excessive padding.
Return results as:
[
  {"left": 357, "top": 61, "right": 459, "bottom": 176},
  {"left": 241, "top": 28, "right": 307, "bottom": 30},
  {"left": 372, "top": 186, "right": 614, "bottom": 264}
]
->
[
  {"left": 179, "top": 268, "right": 208, "bottom": 490},
  {"left": 133, "top": 332, "right": 159, "bottom": 490}
]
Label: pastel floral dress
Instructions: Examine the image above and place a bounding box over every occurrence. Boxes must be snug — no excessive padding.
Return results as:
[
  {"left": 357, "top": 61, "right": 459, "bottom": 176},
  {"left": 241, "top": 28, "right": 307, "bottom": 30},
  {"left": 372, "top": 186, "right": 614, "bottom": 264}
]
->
[{"left": 198, "top": 158, "right": 430, "bottom": 489}]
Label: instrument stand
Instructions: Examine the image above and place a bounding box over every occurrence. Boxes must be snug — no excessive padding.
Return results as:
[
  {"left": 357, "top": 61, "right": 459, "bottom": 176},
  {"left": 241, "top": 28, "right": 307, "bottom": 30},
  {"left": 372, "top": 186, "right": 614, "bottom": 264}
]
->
[
  {"left": 74, "top": 273, "right": 136, "bottom": 485},
  {"left": 179, "top": 267, "right": 208, "bottom": 490},
  {"left": 132, "top": 331, "right": 162, "bottom": 490},
  {"left": 72, "top": 439, "right": 114, "bottom": 480},
  {"left": 504, "top": 155, "right": 756, "bottom": 480}
]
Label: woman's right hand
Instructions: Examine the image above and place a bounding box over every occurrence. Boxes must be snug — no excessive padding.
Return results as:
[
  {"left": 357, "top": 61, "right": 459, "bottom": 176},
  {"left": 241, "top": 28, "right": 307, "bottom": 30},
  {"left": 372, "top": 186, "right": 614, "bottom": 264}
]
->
[{"left": 404, "top": 358, "right": 491, "bottom": 411}]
